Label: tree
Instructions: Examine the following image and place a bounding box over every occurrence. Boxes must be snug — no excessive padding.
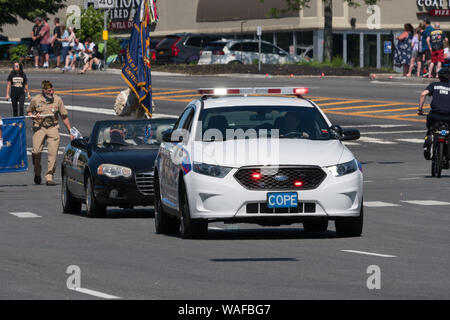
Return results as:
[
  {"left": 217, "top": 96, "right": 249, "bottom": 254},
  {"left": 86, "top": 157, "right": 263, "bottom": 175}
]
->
[
  {"left": 0, "top": 0, "right": 66, "bottom": 32},
  {"left": 75, "top": 5, "right": 104, "bottom": 43},
  {"left": 260, "top": 0, "right": 379, "bottom": 62}
]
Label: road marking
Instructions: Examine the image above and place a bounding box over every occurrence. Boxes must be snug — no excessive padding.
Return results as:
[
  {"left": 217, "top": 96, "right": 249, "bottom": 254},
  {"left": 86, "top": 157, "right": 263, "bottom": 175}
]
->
[
  {"left": 363, "top": 180, "right": 374, "bottom": 183},
  {"left": 358, "top": 137, "right": 397, "bottom": 144},
  {"left": 8, "top": 212, "right": 41, "bottom": 218},
  {"left": 364, "top": 201, "right": 400, "bottom": 207},
  {"left": 399, "top": 177, "right": 421, "bottom": 180},
  {"left": 343, "top": 124, "right": 411, "bottom": 128},
  {"left": 342, "top": 141, "right": 360, "bottom": 146},
  {"left": 395, "top": 138, "right": 424, "bottom": 144},
  {"left": 362, "top": 130, "right": 424, "bottom": 135},
  {"left": 401, "top": 200, "right": 450, "bottom": 206},
  {"left": 341, "top": 250, "right": 396, "bottom": 258},
  {"left": 70, "top": 287, "right": 121, "bottom": 299}
]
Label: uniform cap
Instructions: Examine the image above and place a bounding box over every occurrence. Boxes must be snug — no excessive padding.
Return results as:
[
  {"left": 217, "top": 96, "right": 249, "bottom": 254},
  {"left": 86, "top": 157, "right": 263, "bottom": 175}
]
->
[{"left": 41, "top": 80, "right": 53, "bottom": 90}]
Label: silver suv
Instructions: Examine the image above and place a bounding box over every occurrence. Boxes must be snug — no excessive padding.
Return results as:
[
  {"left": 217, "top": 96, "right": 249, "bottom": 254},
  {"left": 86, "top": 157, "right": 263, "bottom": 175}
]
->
[{"left": 198, "top": 39, "right": 300, "bottom": 65}]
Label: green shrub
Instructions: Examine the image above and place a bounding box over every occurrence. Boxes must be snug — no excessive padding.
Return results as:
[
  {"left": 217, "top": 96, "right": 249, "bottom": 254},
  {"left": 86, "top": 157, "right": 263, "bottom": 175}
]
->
[{"left": 9, "top": 45, "right": 29, "bottom": 62}]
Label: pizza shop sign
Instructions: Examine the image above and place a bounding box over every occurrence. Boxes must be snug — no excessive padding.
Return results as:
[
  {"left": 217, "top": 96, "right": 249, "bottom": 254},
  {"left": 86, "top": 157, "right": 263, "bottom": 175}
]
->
[{"left": 417, "top": 0, "right": 446, "bottom": 6}]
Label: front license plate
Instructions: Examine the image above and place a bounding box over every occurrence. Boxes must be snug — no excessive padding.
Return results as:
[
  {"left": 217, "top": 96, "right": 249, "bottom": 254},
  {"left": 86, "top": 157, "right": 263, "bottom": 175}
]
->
[{"left": 267, "top": 192, "right": 298, "bottom": 208}]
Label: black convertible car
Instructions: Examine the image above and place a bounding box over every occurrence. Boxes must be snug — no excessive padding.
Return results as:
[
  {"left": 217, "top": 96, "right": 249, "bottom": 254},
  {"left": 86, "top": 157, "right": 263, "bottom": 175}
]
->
[{"left": 61, "top": 118, "right": 176, "bottom": 217}]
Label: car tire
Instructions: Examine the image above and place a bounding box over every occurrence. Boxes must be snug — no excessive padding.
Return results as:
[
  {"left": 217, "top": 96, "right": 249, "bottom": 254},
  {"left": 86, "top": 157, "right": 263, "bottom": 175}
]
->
[
  {"left": 303, "top": 219, "right": 328, "bottom": 232},
  {"left": 335, "top": 203, "right": 364, "bottom": 238},
  {"left": 85, "top": 176, "right": 106, "bottom": 218},
  {"left": 154, "top": 173, "right": 179, "bottom": 234},
  {"left": 179, "top": 183, "right": 208, "bottom": 239},
  {"left": 61, "top": 174, "right": 81, "bottom": 214}
]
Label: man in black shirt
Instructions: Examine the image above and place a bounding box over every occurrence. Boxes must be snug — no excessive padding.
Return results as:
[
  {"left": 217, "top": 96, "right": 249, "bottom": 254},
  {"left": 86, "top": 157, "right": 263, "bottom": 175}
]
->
[
  {"left": 31, "top": 17, "right": 42, "bottom": 68},
  {"left": 418, "top": 68, "right": 450, "bottom": 160},
  {"left": 52, "top": 17, "right": 62, "bottom": 68},
  {"left": 418, "top": 68, "right": 450, "bottom": 129}
]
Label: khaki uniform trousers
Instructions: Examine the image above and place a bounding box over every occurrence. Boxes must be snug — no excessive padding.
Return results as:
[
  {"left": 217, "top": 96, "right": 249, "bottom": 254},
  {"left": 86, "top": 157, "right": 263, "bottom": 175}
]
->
[{"left": 32, "top": 126, "right": 60, "bottom": 182}]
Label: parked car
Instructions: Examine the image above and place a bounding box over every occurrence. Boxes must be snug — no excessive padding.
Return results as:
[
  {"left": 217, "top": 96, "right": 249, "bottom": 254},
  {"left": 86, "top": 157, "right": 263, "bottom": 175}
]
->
[
  {"left": 61, "top": 118, "right": 176, "bottom": 217},
  {"left": 154, "top": 33, "right": 227, "bottom": 64},
  {"left": 0, "top": 41, "right": 18, "bottom": 60},
  {"left": 198, "top": 39, "right": 299, "bottom": 65},
  {"left": 297, "top": 45, "right": 314, "bottom": 61}
]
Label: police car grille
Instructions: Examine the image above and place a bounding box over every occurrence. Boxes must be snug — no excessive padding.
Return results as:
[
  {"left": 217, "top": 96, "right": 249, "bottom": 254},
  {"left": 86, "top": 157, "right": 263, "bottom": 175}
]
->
[
  {"left": 135, "top": 173, "right": 154, "bottom": 196},
  {"left": 234, "top": 167, "right": 326, "bottom": 190}
]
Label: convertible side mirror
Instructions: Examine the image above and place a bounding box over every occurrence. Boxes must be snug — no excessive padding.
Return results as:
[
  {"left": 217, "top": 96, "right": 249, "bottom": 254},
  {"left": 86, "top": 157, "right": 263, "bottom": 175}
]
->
[
  {"left": 71, "top": 138, "right": 89, "bottom": 150},
  {"left": 162, "top": 130, "right": 184, "bottom": 143},
  {"left": 330, "top": 125, "right": 360, "bottom": 141},
  {"left": 341, "top": 128, "right": 360, "bottom": 141}
]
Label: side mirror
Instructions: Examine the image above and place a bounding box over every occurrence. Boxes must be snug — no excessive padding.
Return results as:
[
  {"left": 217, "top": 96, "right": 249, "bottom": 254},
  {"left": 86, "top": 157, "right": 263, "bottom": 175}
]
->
[
  {"left": 341, "top": 128, "right": 361, "bottom": 141},
  {"left": 330, "top": 125, "right": 343, "bottom": 139},
  {"left": 162, "top": 130, "right": 184, "bottom": 143},
  {"left": 71, "top": 138, "right": 89, "bottom": 150}
]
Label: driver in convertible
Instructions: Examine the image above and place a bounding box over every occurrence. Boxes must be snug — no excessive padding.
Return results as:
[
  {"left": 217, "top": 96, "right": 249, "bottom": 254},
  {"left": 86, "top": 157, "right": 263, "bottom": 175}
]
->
[
  {"left": 280, "top": 111, "right": 310, "bottom": 139},
  {"left": 418, "top": 68, "right": 450, "bottom": 160}
]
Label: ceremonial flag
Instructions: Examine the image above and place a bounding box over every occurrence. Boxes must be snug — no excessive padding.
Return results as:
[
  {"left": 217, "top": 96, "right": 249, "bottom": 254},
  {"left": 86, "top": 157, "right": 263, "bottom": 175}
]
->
[
  {"left": 122, "top": 0, "right": 158, "bottom": 118},
  {"left": 0, "top": 117, "right": 28, "bottom": 174}
]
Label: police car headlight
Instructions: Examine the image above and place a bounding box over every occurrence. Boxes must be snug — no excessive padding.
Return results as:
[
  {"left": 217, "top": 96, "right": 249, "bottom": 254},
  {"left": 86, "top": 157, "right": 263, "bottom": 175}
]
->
[
  {"left": 97, "top": 164, "right": 132, "bottom": 179},
  {"left": 193, "top": 162, "right": 232, "bottom": 178},
  {"left": 327, "top": 160, "right": 358, "bottom": 177}
]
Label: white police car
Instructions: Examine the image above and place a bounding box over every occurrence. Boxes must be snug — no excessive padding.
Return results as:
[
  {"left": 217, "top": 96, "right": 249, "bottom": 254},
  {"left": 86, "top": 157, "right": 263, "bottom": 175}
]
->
[{"left": 154, "top": 87, "right": 363, "bottom": 238}]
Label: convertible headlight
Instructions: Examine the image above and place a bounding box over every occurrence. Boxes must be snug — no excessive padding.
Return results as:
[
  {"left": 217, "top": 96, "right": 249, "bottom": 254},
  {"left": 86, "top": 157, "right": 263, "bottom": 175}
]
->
[
  {"left": 97, "top": 164, "right": 132, "bottom": 178},
  {"left": 327, "top": 160, "right": 358, "bottom": 177},
  {"left": 193, "top": 162, "right": 232, "bottom": 178}
]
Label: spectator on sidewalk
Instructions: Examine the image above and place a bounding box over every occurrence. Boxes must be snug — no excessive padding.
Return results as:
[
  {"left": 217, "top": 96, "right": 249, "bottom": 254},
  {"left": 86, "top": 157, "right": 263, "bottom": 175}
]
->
[
  {"left": 51, "top": 18, "right": 63, "bottom": 69},
  {"left": 80, "top": 45, "right": 104, "bottom": 74},
  {"left": 5, "top": 62, "right": 31, "bottom": 117},
  {"left": 31, "top": 17, "right": 42, "bottom": 68},
  {"left": 427, "top": 22, "right": 448, "bottom": 79},
  {"left": 421, "top": 18, "right": 434, "bottom": 77},
  {"left": 395, "top": 23, "right": 414, "bottom": 76},
  {"left": 63, "top": 38, "right": 85, "bottom": 72},
  {"left": 407, "top": 27, "right": 422, "bottom": 77},
  {"left": 58, "top": 25, "right": 71, "bottom": 67},
  {"left": 39, "top": 17, "right": 51, "bottom": 69}
]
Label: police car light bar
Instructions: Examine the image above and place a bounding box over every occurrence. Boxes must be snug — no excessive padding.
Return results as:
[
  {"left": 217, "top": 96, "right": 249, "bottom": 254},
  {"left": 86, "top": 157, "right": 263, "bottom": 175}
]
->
[{"left": 197, "top": 87, "right": 309, "bottom": 96}]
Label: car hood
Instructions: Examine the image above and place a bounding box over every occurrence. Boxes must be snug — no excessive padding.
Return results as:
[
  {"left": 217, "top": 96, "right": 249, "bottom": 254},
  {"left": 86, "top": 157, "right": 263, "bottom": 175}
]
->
[
  {"left": 190, "top": 139, "right": 350, "bottom": 168},
  {"left": 97, "top": 148, "right": 159, "bottom": 172}
]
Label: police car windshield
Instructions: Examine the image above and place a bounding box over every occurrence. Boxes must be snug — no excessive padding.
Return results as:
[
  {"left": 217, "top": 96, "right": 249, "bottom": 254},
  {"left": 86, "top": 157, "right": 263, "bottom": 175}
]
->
[
  {"left": 96, "top": 122, "right": 174, "bottom": 149},
  {"left": 197, "top": 106, "right": 331, "bottom": 141}
]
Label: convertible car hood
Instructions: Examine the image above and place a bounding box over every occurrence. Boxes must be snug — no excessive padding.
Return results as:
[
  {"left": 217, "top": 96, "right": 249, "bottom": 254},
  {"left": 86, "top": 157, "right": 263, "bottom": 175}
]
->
[
  {"left": 191, "top": 139, "right": 347, "bottom": 168},
  {"left": 97, "top": 148, "right": 159, "bottom": 172}
]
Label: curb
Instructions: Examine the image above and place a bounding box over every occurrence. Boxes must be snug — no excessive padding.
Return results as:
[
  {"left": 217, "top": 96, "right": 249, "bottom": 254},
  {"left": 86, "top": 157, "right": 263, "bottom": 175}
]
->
[{"left": 369, "top": 73, "right": 435, "bottom": 83}]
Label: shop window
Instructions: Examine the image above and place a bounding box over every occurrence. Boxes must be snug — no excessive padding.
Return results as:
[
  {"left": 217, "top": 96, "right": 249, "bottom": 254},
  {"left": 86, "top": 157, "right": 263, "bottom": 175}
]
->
[
  {"left": 276, "top": 32, "right": 293, "bottom": 52},
  {"left": 364, "top": 34, "right": 377, "bottom": 68},
  {"left": 347, "top": 34, "right": 360, "bottom": 67}
]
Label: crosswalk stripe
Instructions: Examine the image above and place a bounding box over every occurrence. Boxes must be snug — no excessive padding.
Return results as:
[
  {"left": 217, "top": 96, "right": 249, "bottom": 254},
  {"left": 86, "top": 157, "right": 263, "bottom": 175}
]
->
[
  {"left": 395, "top": 138, "right": 424, "bottom": 144},
  {"left": 401, "top": 200, "right": 450, "bottom": 206},
  {"left": 8, "top": 212, "right": 41, "bottom": 218},
  {"left": 364, "top": 201, "right": 401, "bottom": 207},
  {"left": 358, "top": 137, "right": 397, "bottom": 144}
]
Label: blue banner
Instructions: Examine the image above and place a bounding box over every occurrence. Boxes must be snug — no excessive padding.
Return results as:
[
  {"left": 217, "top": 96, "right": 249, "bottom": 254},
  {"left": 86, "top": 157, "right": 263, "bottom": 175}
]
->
[
  {"left": 0, "top": 117, "right": 28, "bottom": 173},
  {"left": 122, "top": 0, "right": 157, "bottom": 117}
]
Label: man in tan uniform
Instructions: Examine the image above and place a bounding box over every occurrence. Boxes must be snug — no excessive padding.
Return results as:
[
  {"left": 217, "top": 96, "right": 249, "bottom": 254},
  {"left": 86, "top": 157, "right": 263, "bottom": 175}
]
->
[{"left": 27, "top": 80, "right": 74, "bottom": 186}]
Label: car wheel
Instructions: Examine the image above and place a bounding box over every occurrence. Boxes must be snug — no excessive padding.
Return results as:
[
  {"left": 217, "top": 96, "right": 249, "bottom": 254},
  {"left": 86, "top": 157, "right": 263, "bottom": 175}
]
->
[
  {"left": 228, "top": 60, "right": 242, "bottom": 65},
  {"left": 179, "top": 183, "right": 208, "bottom": 239},
  {"left": 85, "top": 176, "right": 106, "bottom": 218},
  {"left": 335, "top": 203, "right": 364, "bottom": 238},
  {"left": 61, "top": 174, "right": 81, "bottom": 214},
  {"left": 154, "top": 173, "right": 179, "bottom": 234},
  {"left": 303, "top": 219, "right": 328, "bottom": 232}
]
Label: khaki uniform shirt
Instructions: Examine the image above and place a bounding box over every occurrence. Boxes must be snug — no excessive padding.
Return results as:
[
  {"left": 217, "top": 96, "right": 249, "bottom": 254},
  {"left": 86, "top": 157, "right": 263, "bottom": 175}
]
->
[{"left": 27, "top": 94, "right": 68, "bottom": 129}]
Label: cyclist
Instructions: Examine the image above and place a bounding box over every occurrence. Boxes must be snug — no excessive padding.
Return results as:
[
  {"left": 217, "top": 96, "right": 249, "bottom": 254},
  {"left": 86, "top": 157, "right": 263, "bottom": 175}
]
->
[{"left": 418, "top": 67, "right": 450, "bottom": 161}]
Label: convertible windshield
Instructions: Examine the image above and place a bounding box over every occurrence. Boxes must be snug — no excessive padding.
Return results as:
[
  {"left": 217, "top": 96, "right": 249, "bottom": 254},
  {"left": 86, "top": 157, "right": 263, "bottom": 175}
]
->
[
  {"left": 197, "top": 106, "right": 332, "bottom": 141},
  {"left": 96, "top": 121, "right": 174, "bottom": 149}
]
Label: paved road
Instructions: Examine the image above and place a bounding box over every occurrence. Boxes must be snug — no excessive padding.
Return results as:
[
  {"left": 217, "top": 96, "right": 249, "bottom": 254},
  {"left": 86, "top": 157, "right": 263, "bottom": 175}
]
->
[{"left": 0, "top": 72, "right": 448, "bottom": 299}]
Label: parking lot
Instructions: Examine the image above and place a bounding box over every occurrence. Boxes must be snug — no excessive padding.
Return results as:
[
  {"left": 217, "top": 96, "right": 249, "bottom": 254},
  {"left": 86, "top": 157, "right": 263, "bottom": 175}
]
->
[{"left": 0, "top": 72, "right": 449, "bottom": 299}]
